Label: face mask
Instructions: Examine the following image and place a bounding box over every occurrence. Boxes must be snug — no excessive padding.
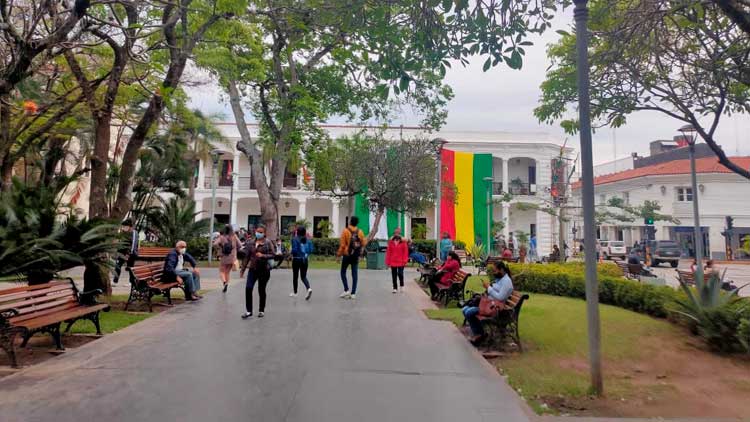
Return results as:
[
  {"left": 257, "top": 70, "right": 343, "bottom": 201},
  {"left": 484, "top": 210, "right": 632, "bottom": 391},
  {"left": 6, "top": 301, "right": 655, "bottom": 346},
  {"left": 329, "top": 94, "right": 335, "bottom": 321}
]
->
[
  {"left": 255, "top": 232, "right": 264, "bottom": 239},
  {"left": 178, "top": 248, "right": 186, "bottom": 254}
]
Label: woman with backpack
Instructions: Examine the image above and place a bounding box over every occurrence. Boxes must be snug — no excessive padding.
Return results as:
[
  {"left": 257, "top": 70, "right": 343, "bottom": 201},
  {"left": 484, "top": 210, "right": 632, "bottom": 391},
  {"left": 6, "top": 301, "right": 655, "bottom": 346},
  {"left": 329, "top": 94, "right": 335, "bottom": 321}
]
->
[
  {"left": 239, "top": 225, "right": 276, "bottom": 319},
  {"left": 290, "top": 226, "right": 313, "bottom": 300},
  {"left": 214, "top": 224, "right": 242, "bottom": 293},
  {"left": 385, "top": 228, "right": 409, "bottom": 293}
]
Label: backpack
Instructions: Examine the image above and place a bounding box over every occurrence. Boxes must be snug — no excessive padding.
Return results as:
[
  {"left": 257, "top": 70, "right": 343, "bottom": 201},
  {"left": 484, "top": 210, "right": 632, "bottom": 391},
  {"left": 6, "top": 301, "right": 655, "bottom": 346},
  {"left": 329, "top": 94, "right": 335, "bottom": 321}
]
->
[
  {"left": 348, "top": 228, "right": 362, "bottom": 257},
  {"left": 222, "top": 237, "right": 234, "bottom": 256}
]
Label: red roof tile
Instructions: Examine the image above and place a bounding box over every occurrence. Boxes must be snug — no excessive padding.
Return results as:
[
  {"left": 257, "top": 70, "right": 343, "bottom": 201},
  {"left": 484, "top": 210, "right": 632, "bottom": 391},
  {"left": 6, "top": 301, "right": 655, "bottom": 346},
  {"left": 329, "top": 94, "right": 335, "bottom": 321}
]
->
[{"left": 571, "top": 156, "right": 750, "bottom": 189}]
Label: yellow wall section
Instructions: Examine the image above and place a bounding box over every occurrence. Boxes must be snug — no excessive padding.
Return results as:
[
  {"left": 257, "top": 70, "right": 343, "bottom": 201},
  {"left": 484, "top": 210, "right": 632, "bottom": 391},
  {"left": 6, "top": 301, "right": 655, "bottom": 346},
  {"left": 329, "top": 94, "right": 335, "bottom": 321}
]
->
[{"left": 453, "top": 151, "right": 475, "bottom": 246}]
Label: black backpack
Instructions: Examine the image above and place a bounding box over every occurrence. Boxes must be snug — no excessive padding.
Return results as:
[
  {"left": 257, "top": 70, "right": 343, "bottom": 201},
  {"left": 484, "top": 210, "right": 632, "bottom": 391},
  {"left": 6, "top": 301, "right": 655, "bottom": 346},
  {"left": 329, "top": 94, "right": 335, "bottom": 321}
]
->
[
  {"left": 348, "top": 228, "right": 362, "bottom": 257},
  {"left": 222, "top": 237, "right": 234, "bottom": 255}
]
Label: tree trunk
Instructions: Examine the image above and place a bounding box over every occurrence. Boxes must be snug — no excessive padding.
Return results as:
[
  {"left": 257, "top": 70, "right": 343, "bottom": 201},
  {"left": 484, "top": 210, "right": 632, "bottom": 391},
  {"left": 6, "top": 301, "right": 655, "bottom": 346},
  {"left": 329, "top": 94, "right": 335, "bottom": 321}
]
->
[
  {"left": 367, "top": 206, "right": 385, "bottom": 242},
  {"left": 0, "top": 155, "right": 13, "bottom": 189},
  {"left": 558, "top": 207, "right": 566, "bottom": 262},
  {"left": 0, "top": 99, "right": 11, "bottom": 191},
  {"left": 89, "top": 116, "right": 111, "bottom": 218}
]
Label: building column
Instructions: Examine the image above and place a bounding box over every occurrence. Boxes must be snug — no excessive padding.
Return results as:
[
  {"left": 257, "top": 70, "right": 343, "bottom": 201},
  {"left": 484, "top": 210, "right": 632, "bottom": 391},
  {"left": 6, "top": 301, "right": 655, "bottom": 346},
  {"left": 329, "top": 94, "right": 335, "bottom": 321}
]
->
[
  {"left": 331, "top": 199, "right": 340, "bottom": 236},
  {"left": 404, "top": 214, "right": 411, "bottom": 239},
  {"left": 502, "top": 158, "right": 509, "bottom": 194},
  {"left": 232, "top": 152, "right": 241, "bottom": 190},
  {"left": 197, "top": 159, "right": 206, "bottom": 191},
  {"left": 230, "top": 199, "right": 238, "bottom": 225},
  {"left": 502, "top": 203, "right": 510, "bottom": 241},
  {"left": 194, "top": 197, "right": 204, "bottom": 221},
  {"left": 298, "top": 198, "right": 307, "bottom": 221}
]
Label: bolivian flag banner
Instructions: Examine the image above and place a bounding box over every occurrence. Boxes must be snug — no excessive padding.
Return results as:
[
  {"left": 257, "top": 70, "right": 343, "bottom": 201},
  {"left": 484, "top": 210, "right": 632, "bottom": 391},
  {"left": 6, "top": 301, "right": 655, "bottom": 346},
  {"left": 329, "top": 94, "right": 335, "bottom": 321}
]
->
[{"left": 440, "top": 149, "right": 492, "bottom": 247}]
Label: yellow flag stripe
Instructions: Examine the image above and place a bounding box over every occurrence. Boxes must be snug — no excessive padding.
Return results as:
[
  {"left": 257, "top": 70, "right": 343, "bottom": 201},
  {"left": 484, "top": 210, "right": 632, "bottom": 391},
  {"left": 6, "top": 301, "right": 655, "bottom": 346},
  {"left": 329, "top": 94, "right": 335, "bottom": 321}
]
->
[{"left": 453, "top": 151, "right": 475, "bottom": 246}]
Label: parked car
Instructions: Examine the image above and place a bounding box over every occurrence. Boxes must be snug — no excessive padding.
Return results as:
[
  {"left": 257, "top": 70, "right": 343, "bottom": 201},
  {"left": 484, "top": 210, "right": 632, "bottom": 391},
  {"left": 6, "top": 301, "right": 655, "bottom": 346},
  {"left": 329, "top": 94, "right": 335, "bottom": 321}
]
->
[
  {"left": 647, "top": 240, "right": 681, "bottom": 268},
  {"left": 601, "top": 240, "right": 627, "bottom": 260}
]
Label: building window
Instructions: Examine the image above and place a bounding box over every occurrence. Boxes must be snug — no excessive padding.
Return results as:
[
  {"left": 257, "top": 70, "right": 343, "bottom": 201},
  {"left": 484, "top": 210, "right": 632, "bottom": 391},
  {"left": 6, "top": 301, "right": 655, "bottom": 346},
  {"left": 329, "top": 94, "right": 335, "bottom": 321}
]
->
[
  {"left": 283, "top": 167, "right": 298, "bottom": 188},
  {"left": 313, "top": 216, "right": 329, "bottom": 238},
  {"left": 219, "top": 159, "right": 234, "bottom": 186},
  {"left": 247, "top": 215, "right": 261, "bottom": 231},
  {"left": 280, "top": 215, "right": 297, "bottom": 235},
  {"left": 411, "top": 217, "right": 428, "bottom": 239},
  {"left": 623, "top": 192, "right": 629, "bottom": 205},
  {"left": 530, "top": 223, "right": 536, "bottom": 237},
  {"left": 677, "top": 187, "right": 693, "bottom": 202},
  {"left": 599, "top": 194, "right": 606, "bottom": 205}
]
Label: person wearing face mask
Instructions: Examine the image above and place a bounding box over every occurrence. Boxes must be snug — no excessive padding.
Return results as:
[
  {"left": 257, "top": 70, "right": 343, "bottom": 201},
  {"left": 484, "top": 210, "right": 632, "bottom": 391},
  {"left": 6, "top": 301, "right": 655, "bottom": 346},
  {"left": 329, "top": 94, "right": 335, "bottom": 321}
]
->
[
  {"left": 239, "top": 226, "right": 276, "bottom": 319},
  {"left": 385, "top": 227, "right": 409, "bottom": 293},
  {"left": 163, "top": 240, "right": 202, "bottom": 301}
]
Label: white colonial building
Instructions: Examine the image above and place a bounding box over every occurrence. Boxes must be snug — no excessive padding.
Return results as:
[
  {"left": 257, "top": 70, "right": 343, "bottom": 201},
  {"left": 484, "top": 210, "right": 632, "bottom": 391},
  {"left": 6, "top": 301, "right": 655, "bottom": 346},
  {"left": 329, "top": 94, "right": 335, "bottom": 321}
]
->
[
  {"left": 571, "top": 153, "right": 750, "bottom": 260},
  {"left": 193, "top": 124, "right": 574, "bottom": 256}
]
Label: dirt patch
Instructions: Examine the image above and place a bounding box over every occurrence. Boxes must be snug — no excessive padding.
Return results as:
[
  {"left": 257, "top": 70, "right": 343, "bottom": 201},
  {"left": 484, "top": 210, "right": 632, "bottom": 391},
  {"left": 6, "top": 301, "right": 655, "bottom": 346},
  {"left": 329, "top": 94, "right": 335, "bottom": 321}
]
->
[
  {"left": 493, "top": 333, "right": 750, "bottom": 418},
  {"left": 0, "top": 334, "right": 99, "bottom": 377}
]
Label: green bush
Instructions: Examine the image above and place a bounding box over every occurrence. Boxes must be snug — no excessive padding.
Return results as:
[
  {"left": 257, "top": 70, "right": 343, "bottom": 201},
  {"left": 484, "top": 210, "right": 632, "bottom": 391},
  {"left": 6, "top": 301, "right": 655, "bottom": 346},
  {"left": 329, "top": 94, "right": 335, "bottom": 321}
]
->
[
  {"left": 186, "top": 237, "right": 210, "bottom": 260},
  {"left": 411, "top": 239, "right": 436, "bottom": 256},
  {"left": 507, "top": 263, "right": 681, "bottom": 319},
  {"left": 309, "top": 237, "right": 341, "bottom": 256},
  {"left": 739, "top": 318, "right": 750, "bottom": 353},
  {"left": 694, "top": 304, "right": 750, "bottom": 353}
]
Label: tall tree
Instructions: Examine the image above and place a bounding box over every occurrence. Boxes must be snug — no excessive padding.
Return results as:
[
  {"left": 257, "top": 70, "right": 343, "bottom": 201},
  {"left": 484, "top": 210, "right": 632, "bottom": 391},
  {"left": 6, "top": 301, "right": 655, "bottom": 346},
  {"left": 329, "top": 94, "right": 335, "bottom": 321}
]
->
[
  {"left": 110, "top": 0, "right": 238, "bottom": 219},
  {"left": 535, "top": 0, "right": 750, "bottom": 179},
  {"left": 200, "top": 0, "right": 560, "bottom": 239},
  {"left": 309, "top": 134, "right": 438, "bottom": 240}
]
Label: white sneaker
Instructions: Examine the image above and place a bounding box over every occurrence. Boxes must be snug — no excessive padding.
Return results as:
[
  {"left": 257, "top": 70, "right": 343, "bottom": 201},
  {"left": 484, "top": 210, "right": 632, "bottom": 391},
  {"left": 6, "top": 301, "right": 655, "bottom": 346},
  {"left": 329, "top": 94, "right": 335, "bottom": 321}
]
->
[
  {"left": 305, "top": 288, "right": 312, "bottom": 301},
  {"left": 392, "top": 288, "right": 398, "bottom": 294},
  {"left": 339, "top": 291, "right": 351, "bottom": 299},
  {"left": 350, "top": 294, "right": 356, "bottom": 300},
  {"left": 258, "top": 311, "right": 264, "bottom": 318},
  {"left": 241, "top": 312, "right": 252, "bottom": 319},
  {"left": 289, "top": 292, "right": 297, "bottom": 297}
]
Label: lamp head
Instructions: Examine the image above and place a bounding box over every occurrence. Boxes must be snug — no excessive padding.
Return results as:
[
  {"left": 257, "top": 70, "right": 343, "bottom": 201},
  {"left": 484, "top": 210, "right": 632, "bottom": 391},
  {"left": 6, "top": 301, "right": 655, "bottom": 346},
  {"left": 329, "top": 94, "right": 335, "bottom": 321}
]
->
[
  {"left": 210, "top": 149, "right": 222, "bottom": 164},
  {"left": 678, "top": 124, "right": 697, "bottom": 145}
]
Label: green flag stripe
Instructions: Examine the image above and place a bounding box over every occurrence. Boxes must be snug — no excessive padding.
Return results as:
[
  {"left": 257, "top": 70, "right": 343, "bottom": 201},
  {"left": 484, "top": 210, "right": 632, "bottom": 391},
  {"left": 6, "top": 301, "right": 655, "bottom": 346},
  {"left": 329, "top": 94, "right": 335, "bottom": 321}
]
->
[{"left": 472, "top": 154, "right": 493, "bottom": 248}]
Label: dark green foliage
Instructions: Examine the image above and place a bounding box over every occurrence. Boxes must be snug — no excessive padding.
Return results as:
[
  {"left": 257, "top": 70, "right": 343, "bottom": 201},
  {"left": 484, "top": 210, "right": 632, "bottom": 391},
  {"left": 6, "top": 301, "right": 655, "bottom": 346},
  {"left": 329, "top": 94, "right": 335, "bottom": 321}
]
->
[{"left": 147, "top": 197, "right": 210, "bottom": 248}]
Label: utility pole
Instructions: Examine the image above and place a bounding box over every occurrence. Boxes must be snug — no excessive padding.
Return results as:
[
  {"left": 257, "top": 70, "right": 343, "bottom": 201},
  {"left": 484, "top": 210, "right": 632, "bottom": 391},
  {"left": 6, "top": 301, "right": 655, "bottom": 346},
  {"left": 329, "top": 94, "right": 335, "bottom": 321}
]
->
[
  {"left": 574, "top": 0, "right": 603, "bottom": 396},
  {"left": 207, "top": 149, "right": 221, "bottom": 266},
  {"left": 433, "top": 138, "right": 447, "bottom": 260}
]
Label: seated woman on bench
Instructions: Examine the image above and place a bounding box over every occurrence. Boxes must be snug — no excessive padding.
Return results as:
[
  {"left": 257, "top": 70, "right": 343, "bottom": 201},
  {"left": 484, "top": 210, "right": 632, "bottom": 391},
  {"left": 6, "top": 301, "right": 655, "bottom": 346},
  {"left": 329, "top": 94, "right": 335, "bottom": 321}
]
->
[
  {"left": 462, "top": 261, "right": 514, "bottom": 344},
  {"left": 428, "top": 251, "right": 461, "bottom": 300}
]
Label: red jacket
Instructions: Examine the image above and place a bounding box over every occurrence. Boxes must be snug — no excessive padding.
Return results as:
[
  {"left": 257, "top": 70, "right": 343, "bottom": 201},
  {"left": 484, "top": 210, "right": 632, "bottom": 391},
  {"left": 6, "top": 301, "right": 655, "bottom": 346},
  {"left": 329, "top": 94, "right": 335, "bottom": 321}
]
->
[
  {"left": 385, "top": 238, "right": 409, "bottom": 267},
  {"left": 438, "top": 259, "right": 460, "bottom": 286}
]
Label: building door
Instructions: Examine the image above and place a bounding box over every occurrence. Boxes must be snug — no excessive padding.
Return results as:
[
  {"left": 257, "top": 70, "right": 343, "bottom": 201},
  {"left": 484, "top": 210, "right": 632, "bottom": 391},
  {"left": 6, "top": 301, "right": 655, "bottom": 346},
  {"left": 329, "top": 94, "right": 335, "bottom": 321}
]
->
[
  {"left": 215, "top": 214, "right": 230, "bottom": 225},
  {"left": 247, "top": 215, "right": 261, "bottom": 231},
  {"left": 411, "top": 217, "right": 428, "bottom": 239},
  {"left": 313, "top": 216, "right": 329, "bottom": 238},
  {"left": 673, "top": 227, "right": 710, "bottom": 258},
  {"left": 280, "top": 215, "right": 297, "bottom": 236},
  {"left": 528, "top": 166, "right": 536, "bottom": 185}
]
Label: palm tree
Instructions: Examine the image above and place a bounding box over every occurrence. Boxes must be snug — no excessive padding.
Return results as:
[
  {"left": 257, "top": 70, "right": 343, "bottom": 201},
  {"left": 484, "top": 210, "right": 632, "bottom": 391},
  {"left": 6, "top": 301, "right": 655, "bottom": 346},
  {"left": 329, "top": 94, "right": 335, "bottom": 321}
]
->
[
  {"left": 147, "top": 197, "right": 211, "bottom": 247},
  {"left": 173, "top": 108, "right": 230, "bottom": 198}
]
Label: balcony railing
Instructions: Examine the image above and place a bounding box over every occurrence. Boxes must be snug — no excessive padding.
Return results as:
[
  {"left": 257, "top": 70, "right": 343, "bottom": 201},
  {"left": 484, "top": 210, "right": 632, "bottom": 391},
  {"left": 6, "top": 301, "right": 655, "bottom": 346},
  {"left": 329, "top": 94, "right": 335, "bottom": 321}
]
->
[
  {"left": 509, "top": 182, "right": 536, "bottom": 196},
  {"left": 203, "top": 176, "right": 255, "bottom": 190}
]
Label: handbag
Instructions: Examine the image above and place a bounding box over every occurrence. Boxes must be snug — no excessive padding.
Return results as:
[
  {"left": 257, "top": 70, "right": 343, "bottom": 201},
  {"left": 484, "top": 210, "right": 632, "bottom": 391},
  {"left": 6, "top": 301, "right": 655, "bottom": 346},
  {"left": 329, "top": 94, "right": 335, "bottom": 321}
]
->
[{"left": 478, "top": 294, "right": 504, "bottom": 317}]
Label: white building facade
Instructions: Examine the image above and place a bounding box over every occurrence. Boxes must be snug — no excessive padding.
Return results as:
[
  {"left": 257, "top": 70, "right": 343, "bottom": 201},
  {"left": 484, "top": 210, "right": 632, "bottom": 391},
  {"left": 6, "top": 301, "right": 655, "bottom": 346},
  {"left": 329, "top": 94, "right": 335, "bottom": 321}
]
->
[
  {"left": 193, "top": 125, "right": 574, "bottom": 256},
  {"left": 571, "top": 156, "right": 750, "bottom": 260}
]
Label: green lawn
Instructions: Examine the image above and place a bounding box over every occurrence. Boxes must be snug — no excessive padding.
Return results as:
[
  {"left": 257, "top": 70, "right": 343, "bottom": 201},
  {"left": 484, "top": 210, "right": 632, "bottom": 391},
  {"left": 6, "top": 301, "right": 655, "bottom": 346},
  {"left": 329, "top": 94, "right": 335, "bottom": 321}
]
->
[
  {"left": 425, "top": 293, "right": 678, "bottom": 413},
  {"left": 67, "top": 310, "right": 153, "bottom": 335}
]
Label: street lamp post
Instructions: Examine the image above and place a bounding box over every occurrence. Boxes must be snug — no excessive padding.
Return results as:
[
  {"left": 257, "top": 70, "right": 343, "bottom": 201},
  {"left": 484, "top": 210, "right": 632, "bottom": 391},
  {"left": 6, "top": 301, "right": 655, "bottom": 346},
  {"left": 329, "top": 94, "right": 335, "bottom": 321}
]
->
[
  {"left": 229, "top": 171, "right": 239, "bottom": 226},
  {"left": 679, "top": 124, "right": 704, "bottom": 283},
  {"left": 207, "top": 149, "right": 222, "bottom": 266},
  {"left": 483, "top": 177, "right": 493, "bottom": 254},
  {"left": 573, "top": 0, "right": 603, "bottom": 396},
  {"left": 434, "top": 138, "right": 447, "bottom": 261}
]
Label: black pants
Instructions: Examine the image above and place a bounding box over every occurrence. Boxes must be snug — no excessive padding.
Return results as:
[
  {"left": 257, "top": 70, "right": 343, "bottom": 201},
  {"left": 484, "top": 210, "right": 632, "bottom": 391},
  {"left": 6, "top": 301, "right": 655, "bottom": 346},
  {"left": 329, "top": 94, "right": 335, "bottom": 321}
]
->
[
  {"left": 292, "top": 259, "right": 310, "bottom": 293},
  {"left": 245, "top": 269, "right": 270, "bottom": 313},
  {"left": 113, "top": 253, "right": 137, "bottom": 283},
  {"left": 391, "top": 266, "right": 404, "bottom": 289},
  {"left": 428, "top": 275, "right": 441, "bottom": 298}
]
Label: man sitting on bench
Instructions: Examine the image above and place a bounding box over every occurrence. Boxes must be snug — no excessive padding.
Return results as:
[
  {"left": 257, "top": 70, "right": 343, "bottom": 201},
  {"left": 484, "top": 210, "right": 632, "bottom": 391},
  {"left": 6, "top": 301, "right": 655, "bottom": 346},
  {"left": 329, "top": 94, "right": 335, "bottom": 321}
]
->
[{"left": 164, "top": 240, "right": 202, "bottom": 301}]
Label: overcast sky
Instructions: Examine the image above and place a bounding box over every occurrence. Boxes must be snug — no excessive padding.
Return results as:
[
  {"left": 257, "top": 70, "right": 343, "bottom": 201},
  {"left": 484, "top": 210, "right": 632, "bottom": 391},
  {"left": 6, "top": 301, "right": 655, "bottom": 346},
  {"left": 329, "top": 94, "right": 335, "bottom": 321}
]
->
[{"left": 186, "top": 8, "right": 750, "bottom": 166}]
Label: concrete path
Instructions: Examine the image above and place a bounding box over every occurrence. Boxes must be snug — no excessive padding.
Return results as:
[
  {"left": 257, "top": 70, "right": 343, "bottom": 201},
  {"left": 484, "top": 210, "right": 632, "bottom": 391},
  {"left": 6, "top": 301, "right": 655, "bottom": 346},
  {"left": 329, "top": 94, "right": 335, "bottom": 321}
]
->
[{"left": 0, "top": 268, "right": 531, "bottom": 422}]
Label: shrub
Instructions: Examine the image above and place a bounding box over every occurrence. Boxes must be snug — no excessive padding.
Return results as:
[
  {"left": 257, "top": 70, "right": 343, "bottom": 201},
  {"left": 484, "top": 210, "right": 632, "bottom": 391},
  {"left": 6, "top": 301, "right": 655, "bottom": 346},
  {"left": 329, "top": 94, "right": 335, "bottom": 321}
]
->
[
  {"left": 508, "top": 263, "right": 680, "bottom": 319},
  {"left": 411, "top": 239, "right": 437, "bottom": 256},
  {"left": 309, "top": 238, "right": 341, "bottom": 256},
  {"left": 739, "top": 318, "right": 750, "bottom": 353},
  {"left": 694, "top": 304, "right": 749, "bottom": 353}
]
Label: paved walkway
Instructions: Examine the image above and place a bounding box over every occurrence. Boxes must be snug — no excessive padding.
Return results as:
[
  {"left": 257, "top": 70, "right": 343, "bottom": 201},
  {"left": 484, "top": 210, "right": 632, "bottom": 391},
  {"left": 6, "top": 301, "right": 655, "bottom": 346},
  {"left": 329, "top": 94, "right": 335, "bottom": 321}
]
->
[{"left": 0, "top": 268, "right": 531, "bottom": 422}]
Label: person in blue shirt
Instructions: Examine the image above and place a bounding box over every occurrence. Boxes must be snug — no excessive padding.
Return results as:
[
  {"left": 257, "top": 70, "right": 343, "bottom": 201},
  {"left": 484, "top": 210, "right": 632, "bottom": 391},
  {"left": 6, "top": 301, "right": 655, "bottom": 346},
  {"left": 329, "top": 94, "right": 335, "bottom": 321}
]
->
[
  {"left": 290, "top": 226, "right": 313, "bottom": 300},
  {"left": 439, "top": 232, "right": 453, "bottom": 262},
  {"left": 462, "top": 261, "right": 514, "bottom": 344}
]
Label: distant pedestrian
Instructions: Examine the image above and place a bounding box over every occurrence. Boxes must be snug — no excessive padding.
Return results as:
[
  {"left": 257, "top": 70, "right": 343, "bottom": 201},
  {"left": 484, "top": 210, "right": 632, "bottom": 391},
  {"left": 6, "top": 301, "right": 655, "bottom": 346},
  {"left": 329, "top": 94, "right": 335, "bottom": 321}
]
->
[
  {"left": 113, "top": 219, "right": 139, "bottom": 284},
  {"left": 214, "top": 224, "right": 241, "bottom": 293},
  {"left": 386, "top": 228, "right": 409, "bottom": 293},
  {"left": 337, "top": 216, "right": 367, "bottom": 299},
  {"left": 529, "top": 234, "right": 538, "bottom": 262},
  {"left": 240, "top": 226, "right": 276, "bottom": 319},
  {"left": 439, "top": 232, "right": 453, "bottom": 262},
  {"left": 290, "top": 226, "right": 313, "bottom": 300}
]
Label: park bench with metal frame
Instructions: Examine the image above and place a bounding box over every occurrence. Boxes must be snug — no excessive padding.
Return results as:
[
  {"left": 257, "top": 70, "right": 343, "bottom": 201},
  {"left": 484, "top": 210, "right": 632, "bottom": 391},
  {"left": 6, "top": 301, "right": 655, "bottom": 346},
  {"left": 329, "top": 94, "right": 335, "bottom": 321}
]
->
[
  {"left": 676, "top": 269, "right": 696, "bottom": 286},
  {"left": 135, "top": 246, "right": 171, "bottom": 263},
  {"left": 473, "top": 290, "right": 529, "bottom": 352},
  {"left": 435, "top": 269, "right": 471, "bottom": 307},
  {"left": 125, "top": 262, "right": 183, "bottom": 312},
  {"left": 0, "top": 278, "right": 110, "bottom": 367}
]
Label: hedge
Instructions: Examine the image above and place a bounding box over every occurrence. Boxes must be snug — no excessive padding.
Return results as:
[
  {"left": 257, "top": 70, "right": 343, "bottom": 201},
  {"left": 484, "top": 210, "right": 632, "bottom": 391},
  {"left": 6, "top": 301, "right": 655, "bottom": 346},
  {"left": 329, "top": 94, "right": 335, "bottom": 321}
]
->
[{"left": 506, "top": 263, "right": 682, "bottom": 319}]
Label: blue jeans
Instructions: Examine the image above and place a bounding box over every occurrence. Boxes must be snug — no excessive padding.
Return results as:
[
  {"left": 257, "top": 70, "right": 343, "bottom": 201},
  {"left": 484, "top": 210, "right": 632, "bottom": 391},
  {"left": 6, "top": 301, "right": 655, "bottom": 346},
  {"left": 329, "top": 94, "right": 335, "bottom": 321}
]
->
[
  {"left": 440, "top": 250, "right": 448, "bottom": 262},
  {"left": 462, "top": 306, "right": 483, "bottom": 336},
  {"left": 176, "top": 270, "right": 200, "bottom": 296},
  {"left": 340, "top": 256, "right": 359, "bottom": 294},
  {"left": 410, "top": 252, "right": 427, "bottom": 265}
]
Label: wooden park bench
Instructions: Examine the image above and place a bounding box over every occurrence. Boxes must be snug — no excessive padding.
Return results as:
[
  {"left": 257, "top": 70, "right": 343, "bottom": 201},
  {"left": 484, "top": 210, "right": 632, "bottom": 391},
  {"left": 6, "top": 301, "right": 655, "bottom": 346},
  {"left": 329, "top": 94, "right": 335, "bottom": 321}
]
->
[
  {"left": 135, "top": 246, "right": 171, "bottom": 263},
  {"left": 614, "top": 260, "right": 643, "bottom": 280},
  {"left": 476, "top": 256, "right": 501, "bottom": 275},
  {"left": 477, "top": 290, "right": 529, "bottom": 352},
  {"left": 454, "top": 249, "right": 468, "bottom": 265},
  {"left": 435, "top": 269, "right": 471, "bottom": 307},
  {"left": 125, "top": 263, "right": 184, "bottom": 312},
  {"left": 416, "top": 265, "right": 437, "bottom": 286},
  {"left": 676, "top": 269, "right": 696, "bottom": 286},
  {"left": 0, "top": 279, "right": 110, "bottom": 367}
]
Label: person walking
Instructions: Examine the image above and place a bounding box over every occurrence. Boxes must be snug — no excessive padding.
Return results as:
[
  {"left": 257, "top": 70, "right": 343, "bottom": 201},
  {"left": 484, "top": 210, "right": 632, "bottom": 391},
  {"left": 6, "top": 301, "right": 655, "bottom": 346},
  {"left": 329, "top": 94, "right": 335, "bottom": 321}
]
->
[
  {"left": 529, "top": 234, "right": 538, "bottom": 262},
  {"left": 439, "top": 232, "right": 453, "bottom": 262},
  {"left": 385, "top": 228, "right": 409, "bottom": 293},
  {"left": 214, "top": 224, "right": 242, "bottom": 293},
  {"left": 290, "top": 226, "right": 313, "bottom": 300},
  {"left": 113, "top": 219, "right": 139, "bottom": 284},
  {"left": 337, "top": 216, "right": 367, "bottom": 299},
  {"left": 240, "top": 226, "right": 276, "bottom": 319}
]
